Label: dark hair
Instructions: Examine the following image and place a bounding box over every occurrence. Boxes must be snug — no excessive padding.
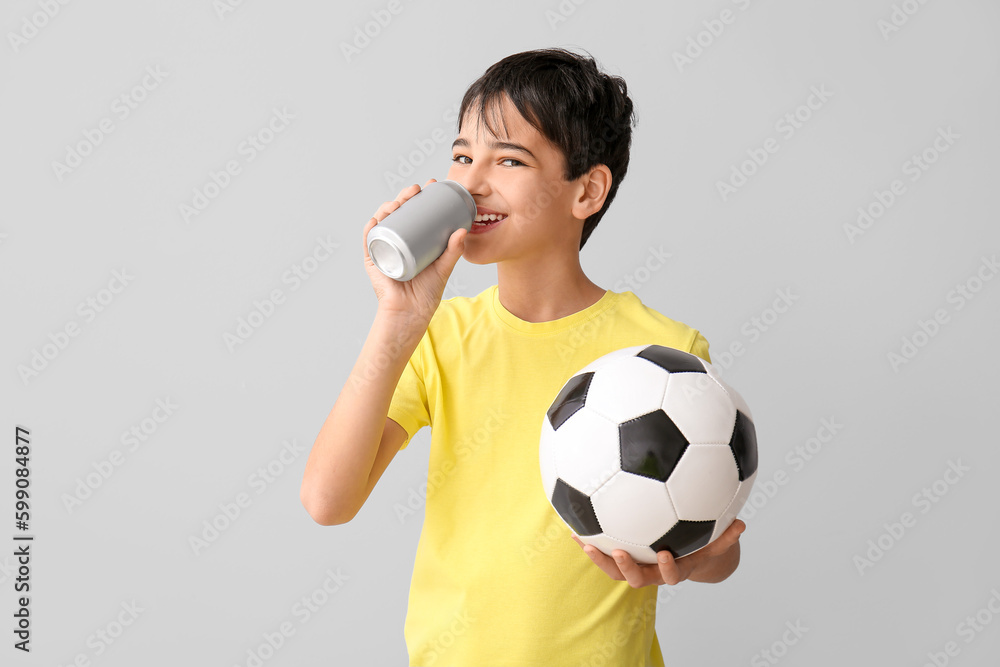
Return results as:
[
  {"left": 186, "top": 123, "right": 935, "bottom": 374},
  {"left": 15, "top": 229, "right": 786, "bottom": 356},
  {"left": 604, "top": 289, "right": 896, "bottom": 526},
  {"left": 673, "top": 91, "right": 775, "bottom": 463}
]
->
[{"left": 457, "top": 47, "right": 636, "bottom": 250}]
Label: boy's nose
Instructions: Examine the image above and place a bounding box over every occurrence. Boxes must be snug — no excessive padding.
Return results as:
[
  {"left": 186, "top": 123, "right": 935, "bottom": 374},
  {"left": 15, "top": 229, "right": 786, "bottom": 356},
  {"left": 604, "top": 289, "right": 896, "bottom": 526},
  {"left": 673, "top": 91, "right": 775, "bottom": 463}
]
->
[
  {"left": 448, "top": 175, "right": 488, "bottom": 199},
  {"left": 447, "top": 165, "right": 490, "bottom": 198}
]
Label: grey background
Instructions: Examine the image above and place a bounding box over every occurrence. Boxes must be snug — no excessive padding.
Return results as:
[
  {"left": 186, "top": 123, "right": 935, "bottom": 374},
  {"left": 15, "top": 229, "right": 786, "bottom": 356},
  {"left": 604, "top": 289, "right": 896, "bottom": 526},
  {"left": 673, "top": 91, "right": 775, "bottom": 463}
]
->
[{"left": 1, "top": 0, "right": 998, "bottom": 665}]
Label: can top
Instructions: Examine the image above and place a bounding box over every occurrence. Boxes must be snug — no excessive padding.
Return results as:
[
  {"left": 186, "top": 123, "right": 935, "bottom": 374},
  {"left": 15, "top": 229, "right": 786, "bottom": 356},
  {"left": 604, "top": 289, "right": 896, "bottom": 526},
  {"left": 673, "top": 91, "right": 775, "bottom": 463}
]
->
[{"left": 438, "top": 180, "right": 477, "bottom": 220}]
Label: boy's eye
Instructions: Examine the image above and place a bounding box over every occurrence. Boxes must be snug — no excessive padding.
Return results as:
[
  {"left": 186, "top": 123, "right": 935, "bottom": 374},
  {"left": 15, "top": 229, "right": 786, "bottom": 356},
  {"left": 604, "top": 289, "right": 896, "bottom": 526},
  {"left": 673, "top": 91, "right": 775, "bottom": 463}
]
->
[{"left": 451, "top": 155, "right": 523, "bottom": 167}]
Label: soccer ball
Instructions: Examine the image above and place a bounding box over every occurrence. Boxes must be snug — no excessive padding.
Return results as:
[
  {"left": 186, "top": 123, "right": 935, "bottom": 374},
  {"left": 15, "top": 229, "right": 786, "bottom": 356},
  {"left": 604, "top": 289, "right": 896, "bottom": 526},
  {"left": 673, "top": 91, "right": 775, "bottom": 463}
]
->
[{"left": 538, "top": 344, "right": 758, "bottom": 564}]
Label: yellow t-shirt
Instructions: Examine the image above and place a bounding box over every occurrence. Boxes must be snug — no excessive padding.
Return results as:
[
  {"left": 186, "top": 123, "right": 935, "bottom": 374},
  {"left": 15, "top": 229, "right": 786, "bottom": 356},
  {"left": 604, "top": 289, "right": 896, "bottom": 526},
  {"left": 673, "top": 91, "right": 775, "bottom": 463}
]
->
[{"left": 388, "top": 284, "right": 711, "bottom": 667}]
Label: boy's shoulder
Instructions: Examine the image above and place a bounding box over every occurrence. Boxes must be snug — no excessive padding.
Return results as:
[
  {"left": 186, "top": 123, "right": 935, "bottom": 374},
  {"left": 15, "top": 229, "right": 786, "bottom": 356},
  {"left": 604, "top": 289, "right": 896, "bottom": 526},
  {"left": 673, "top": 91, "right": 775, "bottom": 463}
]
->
[{"left": 610, "top": 290, "right": 704, "bottom": 336}]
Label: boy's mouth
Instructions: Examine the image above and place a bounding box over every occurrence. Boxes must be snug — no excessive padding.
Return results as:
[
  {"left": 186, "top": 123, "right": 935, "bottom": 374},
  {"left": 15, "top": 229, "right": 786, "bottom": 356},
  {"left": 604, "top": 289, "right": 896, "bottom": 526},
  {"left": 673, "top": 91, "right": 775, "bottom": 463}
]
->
[
  {"left": 471, "top": 206, "right": 507, "bottom": 234},
  {"left": 470, "top": 215, "right": 505, "bottom": 233}
]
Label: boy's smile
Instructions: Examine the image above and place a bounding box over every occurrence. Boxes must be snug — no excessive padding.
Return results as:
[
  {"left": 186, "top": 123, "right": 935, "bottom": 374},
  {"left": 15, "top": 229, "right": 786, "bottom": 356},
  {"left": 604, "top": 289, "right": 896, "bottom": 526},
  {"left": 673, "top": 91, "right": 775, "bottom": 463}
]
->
[
  {"left": 471, "top": 205, "right": 508, "bottom": 234},
  {"left": 446, "top": 94, "right": 587, "bottom": 262}
]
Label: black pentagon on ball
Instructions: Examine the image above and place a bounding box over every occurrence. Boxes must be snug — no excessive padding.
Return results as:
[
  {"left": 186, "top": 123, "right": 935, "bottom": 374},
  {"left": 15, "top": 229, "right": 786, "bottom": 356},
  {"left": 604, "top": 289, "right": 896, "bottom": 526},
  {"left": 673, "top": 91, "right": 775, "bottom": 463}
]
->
[
  {"left": 729, "top": 410, "right": 758, "bottom": 481},
  {"left": 636, "top": 345, "right": 707, "bottom": 374},
  {"left": 619, "top": 409, "right": 689, "bottom": 482},
  {"left": 651, "top": 520, "right": 716, "bottom": 558},
  {"left": 547, "top": 372, "right": 595, "bottom": 431},
  {"left": 550, "top": 478, "right": 602, "bottom": 536}
]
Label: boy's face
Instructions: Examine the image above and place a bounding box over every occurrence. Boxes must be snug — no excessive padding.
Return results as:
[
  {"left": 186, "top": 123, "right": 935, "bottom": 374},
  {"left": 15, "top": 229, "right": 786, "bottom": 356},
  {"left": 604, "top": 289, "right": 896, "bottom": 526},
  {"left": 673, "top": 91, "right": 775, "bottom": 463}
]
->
[{"left": 447, "top": 94, "right": 587, "bottom": 266}]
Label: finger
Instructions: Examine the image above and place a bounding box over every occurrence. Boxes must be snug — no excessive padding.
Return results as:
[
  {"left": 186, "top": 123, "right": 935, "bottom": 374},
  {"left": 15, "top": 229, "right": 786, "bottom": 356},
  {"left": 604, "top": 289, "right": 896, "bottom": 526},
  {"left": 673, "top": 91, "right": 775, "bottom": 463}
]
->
[
  {"left": 430, "top": 227, "right": 467, "bottom": 278},
  {"left": 395, "top": 182, "right": 422, "bottom": 205},
  {"left": 611, "top": 550, "right": 653, "bottom": 589},
  {"left": 656, "top": 550, "right": 686, "bottom": 586},
  {"left": 583, "top": 545, "right": 625, "bottom": 581},
  {"left": 372, "top": 199, "right": 402, "bottom": 223},
  {"left": 706, "top": 519, "right": 746, "bottom": 555},
  {"left": 362, "top": 216, "right": 379, "bottom": 262}
]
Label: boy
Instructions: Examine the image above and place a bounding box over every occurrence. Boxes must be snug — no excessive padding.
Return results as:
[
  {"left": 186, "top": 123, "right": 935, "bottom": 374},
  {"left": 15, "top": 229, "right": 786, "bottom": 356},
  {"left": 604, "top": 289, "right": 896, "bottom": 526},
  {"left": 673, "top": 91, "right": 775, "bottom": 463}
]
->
[{"left": 301, "top": 47, "right": 746, "bottom": 666}]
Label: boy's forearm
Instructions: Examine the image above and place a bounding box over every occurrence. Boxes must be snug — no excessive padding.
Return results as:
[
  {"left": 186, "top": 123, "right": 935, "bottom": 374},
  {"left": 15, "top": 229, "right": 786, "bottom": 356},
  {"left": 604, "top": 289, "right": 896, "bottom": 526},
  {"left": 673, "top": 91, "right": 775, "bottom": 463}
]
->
[{"left": 300, "top": 308, "right": 426, "bottom": 524}]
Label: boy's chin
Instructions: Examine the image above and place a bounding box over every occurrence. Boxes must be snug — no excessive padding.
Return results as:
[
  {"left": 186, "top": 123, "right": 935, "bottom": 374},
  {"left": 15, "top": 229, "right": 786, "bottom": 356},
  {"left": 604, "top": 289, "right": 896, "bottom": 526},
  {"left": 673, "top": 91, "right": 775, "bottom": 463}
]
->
[
  {"left": 458, "top": 245, "right": 497, "bottom": 266},
  {"left": 459, "top": 253, "right": 489, "bottom": 266}
]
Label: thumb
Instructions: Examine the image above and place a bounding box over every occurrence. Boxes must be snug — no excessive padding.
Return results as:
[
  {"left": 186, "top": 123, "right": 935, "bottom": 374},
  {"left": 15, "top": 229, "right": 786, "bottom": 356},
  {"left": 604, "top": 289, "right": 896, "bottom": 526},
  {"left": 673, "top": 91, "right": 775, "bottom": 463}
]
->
[{"left": 433, "top": 227, "right": 467, "bottom": 277}]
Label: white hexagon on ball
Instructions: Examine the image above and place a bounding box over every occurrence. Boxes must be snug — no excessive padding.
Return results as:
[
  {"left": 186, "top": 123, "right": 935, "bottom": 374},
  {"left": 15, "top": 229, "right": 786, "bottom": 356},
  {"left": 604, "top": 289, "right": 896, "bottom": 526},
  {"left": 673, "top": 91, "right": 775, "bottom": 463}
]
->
[
  {"left": 584, "top": 356, "right": 669, "bottom": 424},
  {"left": 666, "top": 444, "right": 740, "bottom": 521},
  {"left": 577, "top": 345, "right": 647, "bottom": 375},
  {"left": 710, "top": 470, "right": 758, "bottom": 543},
  {"left": 590, "top": 470, "right": 678, "bottom": 546},
  {"left": 547, "top": 408, "right": 621, "bottom": 496},
  {"left": 702, "top": 362, "right": 754, "bottom": 421},
  {"left": 582, "top": 533, "right": 657, "bottom": 565},
  {"left": 661, "top": 373, "right": 736, "bottom": 445}
]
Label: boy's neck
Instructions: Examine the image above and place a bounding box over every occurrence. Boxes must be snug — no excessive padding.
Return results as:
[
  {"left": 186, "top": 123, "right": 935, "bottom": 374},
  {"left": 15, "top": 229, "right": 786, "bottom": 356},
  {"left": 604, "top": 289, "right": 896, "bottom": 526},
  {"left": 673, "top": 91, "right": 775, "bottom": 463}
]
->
[{"left": 495, "top": 262, "right": 606, "bottom": 324}]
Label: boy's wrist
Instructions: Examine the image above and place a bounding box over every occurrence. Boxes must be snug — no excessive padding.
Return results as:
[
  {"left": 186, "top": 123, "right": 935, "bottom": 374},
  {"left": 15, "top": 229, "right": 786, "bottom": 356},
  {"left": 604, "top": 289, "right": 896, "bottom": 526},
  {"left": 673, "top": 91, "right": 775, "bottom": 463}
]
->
[{"left": 373, "top": 306, "right": 429, "bottom": 346}]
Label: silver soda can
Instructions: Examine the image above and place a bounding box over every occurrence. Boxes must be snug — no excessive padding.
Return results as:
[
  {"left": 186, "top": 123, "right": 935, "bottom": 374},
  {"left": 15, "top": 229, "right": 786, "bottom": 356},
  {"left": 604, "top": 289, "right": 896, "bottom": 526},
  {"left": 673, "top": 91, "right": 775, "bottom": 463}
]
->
[{"left": 366, "top": 180, "right": 476, "bottom": 282}]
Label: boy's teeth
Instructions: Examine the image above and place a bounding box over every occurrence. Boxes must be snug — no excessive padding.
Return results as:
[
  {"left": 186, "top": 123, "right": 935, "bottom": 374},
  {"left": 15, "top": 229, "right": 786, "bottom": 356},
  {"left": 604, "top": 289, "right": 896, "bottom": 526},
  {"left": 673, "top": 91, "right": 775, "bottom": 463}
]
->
[{"left": 474, "top": 213, "right": 507, "bottom": 222}]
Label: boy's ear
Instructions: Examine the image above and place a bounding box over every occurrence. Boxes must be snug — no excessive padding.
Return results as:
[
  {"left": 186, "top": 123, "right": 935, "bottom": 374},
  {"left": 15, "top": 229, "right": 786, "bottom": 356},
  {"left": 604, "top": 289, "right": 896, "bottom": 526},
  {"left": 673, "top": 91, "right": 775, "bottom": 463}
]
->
[{"left": 571, "top": 164, "right": 613, "bottom": 221}]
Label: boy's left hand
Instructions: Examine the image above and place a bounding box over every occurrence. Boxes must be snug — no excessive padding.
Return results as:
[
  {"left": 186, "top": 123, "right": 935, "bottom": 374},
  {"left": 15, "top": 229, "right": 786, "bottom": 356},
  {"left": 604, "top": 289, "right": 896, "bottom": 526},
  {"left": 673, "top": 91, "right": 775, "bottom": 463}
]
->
[{"left": 572, "top": 519, "right": 745, "bottom": 588}]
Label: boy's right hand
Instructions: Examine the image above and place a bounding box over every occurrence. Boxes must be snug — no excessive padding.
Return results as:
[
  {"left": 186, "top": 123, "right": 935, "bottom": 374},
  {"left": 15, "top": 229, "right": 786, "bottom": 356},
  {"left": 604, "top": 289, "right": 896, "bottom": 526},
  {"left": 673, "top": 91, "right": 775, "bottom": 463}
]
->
[{"left": 362, "top": 178, "right": 468, "bottom": 328}]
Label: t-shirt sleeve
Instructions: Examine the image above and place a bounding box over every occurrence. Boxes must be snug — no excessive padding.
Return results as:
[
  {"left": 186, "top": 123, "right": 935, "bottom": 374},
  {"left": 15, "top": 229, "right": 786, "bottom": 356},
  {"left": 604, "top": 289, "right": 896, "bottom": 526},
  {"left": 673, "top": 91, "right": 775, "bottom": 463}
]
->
[
  {"left": 688, "top": 330, "right": 712, "bottom": 364},
  {"left": 386, "top": 334, "right": 431, "bottom": 451}
]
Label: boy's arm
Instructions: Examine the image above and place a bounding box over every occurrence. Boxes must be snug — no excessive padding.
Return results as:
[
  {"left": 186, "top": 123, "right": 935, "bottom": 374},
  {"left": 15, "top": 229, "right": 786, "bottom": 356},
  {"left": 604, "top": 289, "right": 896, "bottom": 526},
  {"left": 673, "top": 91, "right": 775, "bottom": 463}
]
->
[
  {"left": 300, "top": 178, "right": 467, "bottom": 526},
  {"left": 300, "top": 309, "right": 424, "bottom": 525}
]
